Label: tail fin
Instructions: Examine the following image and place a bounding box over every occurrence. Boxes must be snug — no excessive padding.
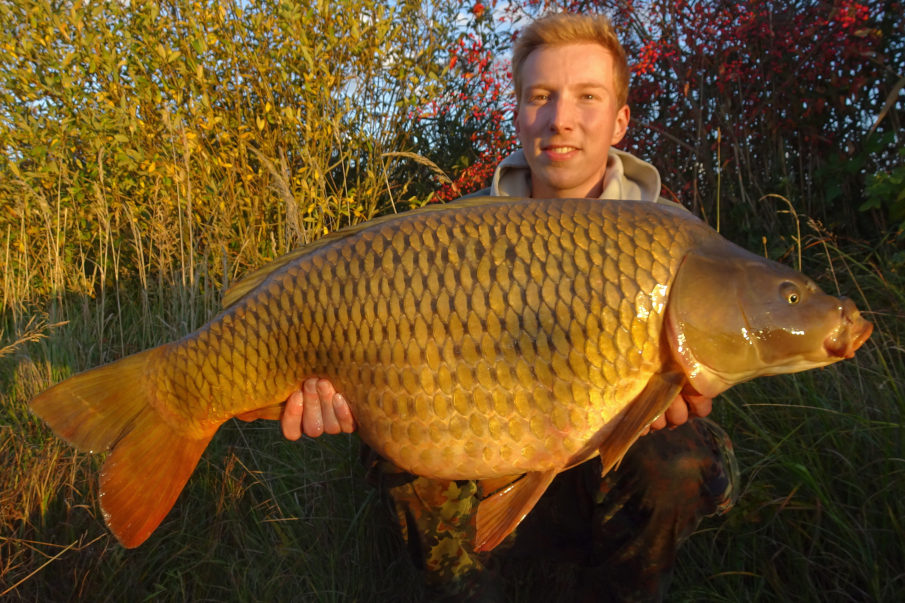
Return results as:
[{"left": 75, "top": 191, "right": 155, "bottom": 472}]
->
[{"left": 30, "top": 349, "right": 212, "bottom": 548}]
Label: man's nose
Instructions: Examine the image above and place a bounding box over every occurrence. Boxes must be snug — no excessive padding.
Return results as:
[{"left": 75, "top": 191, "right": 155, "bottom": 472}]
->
[{"left": 548, "top": 98, "right": 577, "bottom": 132}]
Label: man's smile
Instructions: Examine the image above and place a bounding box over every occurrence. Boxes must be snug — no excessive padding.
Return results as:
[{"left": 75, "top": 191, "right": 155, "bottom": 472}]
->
[{"left": 542, "top": 145, "right": 580, "bottom": 160}]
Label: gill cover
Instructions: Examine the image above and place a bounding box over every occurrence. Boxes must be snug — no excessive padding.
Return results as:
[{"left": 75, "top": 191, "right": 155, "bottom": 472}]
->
[{"left": 666, "top": 243, "right": 871, "bottom": 398}]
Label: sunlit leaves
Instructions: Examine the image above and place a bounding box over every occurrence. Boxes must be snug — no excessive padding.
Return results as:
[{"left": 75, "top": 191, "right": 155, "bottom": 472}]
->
[{"left": 0, "top": 0, "right": 454, "bottom": 299}]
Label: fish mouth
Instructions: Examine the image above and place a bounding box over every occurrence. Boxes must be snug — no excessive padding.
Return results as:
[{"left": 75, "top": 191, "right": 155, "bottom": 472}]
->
[{"left": 823, "top": 298, "right": 873, "bottom": 358}]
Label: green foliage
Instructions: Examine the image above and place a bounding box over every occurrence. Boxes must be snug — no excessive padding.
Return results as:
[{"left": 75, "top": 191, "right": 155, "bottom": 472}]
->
[
  {"left": 862, "top": 145, "right": 905, "bottom": 238},
  {"left": 0, "top": 0, "right": 452, "bottom": 305}
]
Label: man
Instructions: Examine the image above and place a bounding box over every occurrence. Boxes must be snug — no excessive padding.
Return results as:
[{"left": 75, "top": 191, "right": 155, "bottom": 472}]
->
[{"left": 281, "top": 13, "right": 737, "bottom": 601}]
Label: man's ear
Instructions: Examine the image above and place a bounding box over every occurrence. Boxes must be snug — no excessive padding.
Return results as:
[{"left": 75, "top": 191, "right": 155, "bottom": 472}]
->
[
  {"left": 611, "top": 104, "right": 630, "bottom": 145},
  {"left": 513, "top": 108, "right": 520, "bottom": 137}
]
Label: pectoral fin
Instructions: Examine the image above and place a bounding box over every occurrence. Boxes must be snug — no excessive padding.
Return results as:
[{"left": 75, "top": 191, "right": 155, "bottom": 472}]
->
[
  {"left": 474, "top": 468, "right": 558, "bottom": 552},
  {"left": 598, "top": 370, "right": 685, "bottom": 475}
]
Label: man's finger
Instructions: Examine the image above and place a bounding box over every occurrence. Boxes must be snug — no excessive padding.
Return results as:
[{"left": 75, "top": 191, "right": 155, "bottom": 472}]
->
[
  {"left": 684, "top": 394, "right": 713, "bottom": 418},
  {"left": 647, "top": 414, "right": 667, "bottom": 433},
  {"left": 664, "top": 395, "right": 689, "bottom": 427},
  {"left": 302, "top": 378, "right": 325, "bottom": 437},
  {"left": 281, "top": 389, "right": 305, "bottom": 441},
  {"left": 333, "top": 393, "right": 357, "bottom": 433},
  {"left": 316, "top": 379, "right": 342, "bottom": 434}
]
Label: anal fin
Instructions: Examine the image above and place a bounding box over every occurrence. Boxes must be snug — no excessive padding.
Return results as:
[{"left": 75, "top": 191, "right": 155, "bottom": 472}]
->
[
  {"left": 474, "top": 468, "right": 557, "bottom": 552},
  {"left": 477, "top": 474, "right": 525, "bottom": 499}
]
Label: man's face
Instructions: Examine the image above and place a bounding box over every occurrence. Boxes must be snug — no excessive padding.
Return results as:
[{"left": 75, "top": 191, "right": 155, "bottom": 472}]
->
[{"left": 515, "top": 43, "right": 630, "bottom": 199}]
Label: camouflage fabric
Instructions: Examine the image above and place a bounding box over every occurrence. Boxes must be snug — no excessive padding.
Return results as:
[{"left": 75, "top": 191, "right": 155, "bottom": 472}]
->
[{"left": 365, "top": 418, "right": 738, "bottom": 602}]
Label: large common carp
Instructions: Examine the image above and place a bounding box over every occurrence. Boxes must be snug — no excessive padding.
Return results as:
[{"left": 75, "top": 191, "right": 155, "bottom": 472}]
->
[{"left": 31, "top": 197, "right": 872, "bottom": 550}]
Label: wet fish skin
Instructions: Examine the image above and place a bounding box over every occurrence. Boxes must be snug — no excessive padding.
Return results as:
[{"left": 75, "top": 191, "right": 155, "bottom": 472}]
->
[{"left": 30, "top": 197, "right": 872, "bottom": 549}]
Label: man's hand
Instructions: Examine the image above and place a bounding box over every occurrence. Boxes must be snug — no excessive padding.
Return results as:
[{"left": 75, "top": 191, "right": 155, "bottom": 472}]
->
[
  {"left": 642, "top": 391, "right": 713, "bottom": 435},
  {"left": 281, "top": 378, "right": 356, "bottom": 440}
]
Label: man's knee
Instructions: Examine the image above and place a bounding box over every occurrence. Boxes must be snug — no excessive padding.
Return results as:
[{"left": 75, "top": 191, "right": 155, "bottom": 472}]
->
[{"left": 605, "top": 417, "right": 739, "bottom": 518}]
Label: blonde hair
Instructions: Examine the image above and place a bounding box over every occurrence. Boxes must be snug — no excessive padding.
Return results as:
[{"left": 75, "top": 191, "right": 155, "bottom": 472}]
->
[{"left": 512, "top": 13, "right": 629, "bottom": 107}]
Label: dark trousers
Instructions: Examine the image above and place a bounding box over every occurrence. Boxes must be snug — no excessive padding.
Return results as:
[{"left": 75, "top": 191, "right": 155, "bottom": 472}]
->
[{"left": 367, "top": 418, "right": 739, "bottom": 602}]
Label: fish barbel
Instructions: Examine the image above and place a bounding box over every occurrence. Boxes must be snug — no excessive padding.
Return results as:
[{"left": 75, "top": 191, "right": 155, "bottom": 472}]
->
[{"left": 30, "top": 197, "right": 872, "bottom": 550}]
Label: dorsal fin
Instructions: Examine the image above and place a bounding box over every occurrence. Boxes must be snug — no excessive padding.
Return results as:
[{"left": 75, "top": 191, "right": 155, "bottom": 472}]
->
[
  {"left": 221, "top": 234, "right": 348, "bottom": 309},
  {"left": 221, "top": 196, "right": 506, "bottom": 309}
]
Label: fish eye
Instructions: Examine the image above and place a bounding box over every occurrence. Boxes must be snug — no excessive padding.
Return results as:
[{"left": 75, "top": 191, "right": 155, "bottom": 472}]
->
[{"left": 780, "top": 282, "right": 801, "bottom": 304}]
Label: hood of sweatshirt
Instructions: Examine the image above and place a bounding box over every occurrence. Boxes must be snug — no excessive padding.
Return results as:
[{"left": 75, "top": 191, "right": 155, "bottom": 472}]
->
[{"left": 488, "top": 147, "right": 664, "bottom": 202}]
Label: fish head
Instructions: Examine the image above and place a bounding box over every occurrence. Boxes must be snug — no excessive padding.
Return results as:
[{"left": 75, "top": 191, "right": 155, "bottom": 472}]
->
[{"left": 665, "top": 244, "right": 873, "bottom": 398}]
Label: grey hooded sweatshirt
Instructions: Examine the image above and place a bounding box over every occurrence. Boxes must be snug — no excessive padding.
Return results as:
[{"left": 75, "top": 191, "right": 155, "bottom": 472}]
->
[{"left": 463, "top": 147, "right": 668, "bottom": 203}]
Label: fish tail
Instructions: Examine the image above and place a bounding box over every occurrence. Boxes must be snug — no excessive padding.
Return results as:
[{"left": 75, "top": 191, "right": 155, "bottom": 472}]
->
[{"left": 31, "top": 348, "right": 212, "bottom": 548}]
